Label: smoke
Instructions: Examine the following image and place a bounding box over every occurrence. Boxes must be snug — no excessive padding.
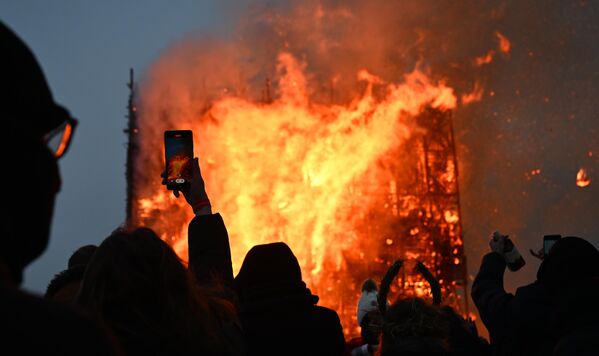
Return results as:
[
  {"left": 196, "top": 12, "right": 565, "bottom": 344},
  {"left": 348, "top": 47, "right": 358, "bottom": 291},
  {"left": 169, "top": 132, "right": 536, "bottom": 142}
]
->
[
  {"left": 137, "top": 0, "right": 599, "bottom": 336},
  {"left": 457, "top": 0, "right": 599, "bottom": 292}
]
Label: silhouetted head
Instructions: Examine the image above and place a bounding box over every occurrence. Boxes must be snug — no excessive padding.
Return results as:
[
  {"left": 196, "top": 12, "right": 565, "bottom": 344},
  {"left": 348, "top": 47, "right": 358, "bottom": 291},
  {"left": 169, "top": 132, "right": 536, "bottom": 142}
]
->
[
  {"left": 45, "top": 245, "right": 97, "bottom": 303},
  {"left": 537, "top": 236, "right": 599, "bottom": 290},
  {"left": 68, "top": 244, "right": 98, "bottom": 268},
  {"left": 380, "top": 297, "right": 449, "bottom": 354},
  {"left": 0, "top": 22, "right": 75, "bottom": 286},
  {"left": 77, "top": 227, "right": 219, "bottom": 354},
  {"left": 78, "top": 227, "right": 191, "bottom": 312},
  {"left": 234, "top": 242, "right": 318, "bottom": 306},
  {"left": 235, "top": 242, "right": 302, "bottom": 290}
]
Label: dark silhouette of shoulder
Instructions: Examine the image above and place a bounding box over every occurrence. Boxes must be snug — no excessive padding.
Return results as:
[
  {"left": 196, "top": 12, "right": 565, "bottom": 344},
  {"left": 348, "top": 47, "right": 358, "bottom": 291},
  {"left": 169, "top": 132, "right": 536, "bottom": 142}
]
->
[{"left": 0, "top": 286, "right": 120, "bottom": 355}]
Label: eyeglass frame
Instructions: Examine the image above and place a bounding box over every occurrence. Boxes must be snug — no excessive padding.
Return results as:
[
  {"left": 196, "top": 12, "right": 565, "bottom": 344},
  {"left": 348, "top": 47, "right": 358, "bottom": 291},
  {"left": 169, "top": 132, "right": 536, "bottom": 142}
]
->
[{"left": 44, "top": 116, "right": 78, "bottom": 159}]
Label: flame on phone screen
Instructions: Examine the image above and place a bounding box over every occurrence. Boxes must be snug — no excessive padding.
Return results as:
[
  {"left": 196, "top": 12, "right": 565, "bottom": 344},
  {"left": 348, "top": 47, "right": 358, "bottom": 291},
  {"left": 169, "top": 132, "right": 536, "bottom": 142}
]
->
[{"left": 168, "top": 155, "right": 192, "bottom": 181}]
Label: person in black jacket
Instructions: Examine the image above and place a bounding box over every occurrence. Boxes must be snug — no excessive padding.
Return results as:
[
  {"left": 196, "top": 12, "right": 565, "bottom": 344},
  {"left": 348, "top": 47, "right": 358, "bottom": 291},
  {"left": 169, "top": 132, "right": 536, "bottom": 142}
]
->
[
  {"left": 551, "top": 275, "right": 599, "bottom": 356},
  {"left": 542, "top": 237, "right": 599, "bottom": 355},
  {"left": 234, "top": 242, "right": 346, "bottom": 355},
  {"left": 0, "top": 21, "right": 119, "bottom": 355},
  {"left": 472, "top": 234, "right": 599, "bottom": 356}
]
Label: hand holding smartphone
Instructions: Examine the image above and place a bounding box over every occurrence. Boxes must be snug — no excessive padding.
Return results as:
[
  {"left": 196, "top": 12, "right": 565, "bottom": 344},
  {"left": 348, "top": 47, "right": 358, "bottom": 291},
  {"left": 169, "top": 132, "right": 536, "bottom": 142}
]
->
[
  {"left": 530, "top": 234, "right": 561, "bottom": 260},
  {"left": 164, "top": 130, "right": 194, "bottom": 190},
  {"left": 163, "top": 130, "right": 211, "bottom": 214},
  {"left": 543, "top": 235, "right": 561, "bottom": 255}
]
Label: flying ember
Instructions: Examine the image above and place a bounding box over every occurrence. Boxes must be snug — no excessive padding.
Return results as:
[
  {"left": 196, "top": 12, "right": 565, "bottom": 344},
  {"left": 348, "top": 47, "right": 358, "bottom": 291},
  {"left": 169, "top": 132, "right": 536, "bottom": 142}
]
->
[{"left": 577, "top": 168, "right": 591, "bottom": 188}]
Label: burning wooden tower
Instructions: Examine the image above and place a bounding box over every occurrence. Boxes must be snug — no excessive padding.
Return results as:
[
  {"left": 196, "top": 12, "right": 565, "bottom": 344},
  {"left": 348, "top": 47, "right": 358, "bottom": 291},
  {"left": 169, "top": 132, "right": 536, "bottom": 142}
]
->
[
  {"left": 124, "top": 69, "right": 469, "bottom": 335},
  {"left": 314, "top": 107, "right": 470, "bottom": 333}
]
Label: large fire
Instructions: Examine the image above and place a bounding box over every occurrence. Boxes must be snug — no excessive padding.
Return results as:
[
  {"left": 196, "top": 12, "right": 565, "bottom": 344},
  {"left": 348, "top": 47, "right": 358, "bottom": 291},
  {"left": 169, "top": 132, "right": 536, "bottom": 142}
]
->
[
  {"left": 129, "top": 1, "right": 505, "bottom": 335},
  {"left": 140, "top": 51, "right": 456, "bottom": 263},
  {"left": 134, "top": 51, "right": 468, "bottom": 334}
]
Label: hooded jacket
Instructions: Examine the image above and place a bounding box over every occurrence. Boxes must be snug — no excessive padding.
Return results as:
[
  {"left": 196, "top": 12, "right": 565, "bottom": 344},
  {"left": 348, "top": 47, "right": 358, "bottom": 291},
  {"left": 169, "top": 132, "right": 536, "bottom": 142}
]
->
[{"left": 234, "top": 242, "right": 346, "bottom": 355}]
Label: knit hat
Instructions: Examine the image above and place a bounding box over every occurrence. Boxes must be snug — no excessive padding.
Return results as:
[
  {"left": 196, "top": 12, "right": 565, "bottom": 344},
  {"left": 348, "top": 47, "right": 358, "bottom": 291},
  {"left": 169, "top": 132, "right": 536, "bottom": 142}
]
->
[
  {"left": 357, "top": 278, "right": 379, "bottom": 326},
  {"left": 0, "top": 21, "right": 72, "bottom": 136}
]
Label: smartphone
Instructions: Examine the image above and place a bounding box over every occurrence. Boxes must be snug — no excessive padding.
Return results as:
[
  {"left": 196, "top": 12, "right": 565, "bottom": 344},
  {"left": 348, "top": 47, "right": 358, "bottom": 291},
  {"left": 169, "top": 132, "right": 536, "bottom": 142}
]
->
[
  {"left": 543, "top": 234, "right": 561, "bottom": 255},
  {"left": 164, "top": 130, "right": 193, "bottom": 190}
]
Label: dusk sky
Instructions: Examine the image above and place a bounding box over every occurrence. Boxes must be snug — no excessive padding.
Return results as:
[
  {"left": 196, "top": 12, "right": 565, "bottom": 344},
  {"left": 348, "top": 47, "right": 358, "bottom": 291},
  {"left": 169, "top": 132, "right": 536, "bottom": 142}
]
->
[{"left": 1, "top": 1, "right": 228, "bottom": 293}]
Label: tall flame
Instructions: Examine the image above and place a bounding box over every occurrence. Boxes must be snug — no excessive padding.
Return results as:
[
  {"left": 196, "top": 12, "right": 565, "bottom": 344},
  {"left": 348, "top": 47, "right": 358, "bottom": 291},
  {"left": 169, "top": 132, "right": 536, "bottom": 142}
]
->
[{"left": 138, "top": 52, "right": 456, "bottom": 269}]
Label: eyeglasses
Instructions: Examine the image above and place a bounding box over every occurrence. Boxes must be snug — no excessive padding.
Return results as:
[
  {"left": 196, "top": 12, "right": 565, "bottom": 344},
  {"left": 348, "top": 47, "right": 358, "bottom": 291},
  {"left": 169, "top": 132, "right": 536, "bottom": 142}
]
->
[{"left": 44, "top": 117, "right": 78, "bottom": 159}]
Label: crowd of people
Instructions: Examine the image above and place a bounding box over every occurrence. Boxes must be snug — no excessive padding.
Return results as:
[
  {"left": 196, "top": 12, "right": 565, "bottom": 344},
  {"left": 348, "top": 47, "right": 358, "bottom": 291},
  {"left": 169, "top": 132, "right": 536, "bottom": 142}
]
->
[{"left": 2, "top": 21, "right": 598, "bottom": 355}]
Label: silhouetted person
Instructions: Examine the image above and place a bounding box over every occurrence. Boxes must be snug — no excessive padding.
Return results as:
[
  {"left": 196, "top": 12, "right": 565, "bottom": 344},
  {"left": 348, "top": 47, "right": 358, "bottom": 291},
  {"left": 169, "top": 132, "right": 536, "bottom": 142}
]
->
[
  {"left": 77, "top": 227, "right": 243, "bottom": 355},
  {"left": 0, "top": 21, "right": 120, "bottom": 355},
  {"left": 379, "top": 298, "right": 449, "bottom": 354},
  {"left": 233, "top": 242, "right": 345, "bottom": 355},
  {"left": 541, "top": 237, "right": 599, "bottom": 355},
  {"left": 472, "top": 234, "right": 599, "bottom": 356},
  {"left": 162, "top": 157, "right": 246, "bottom": 354},
  {"left": 45, "top": 245, "right": 98, "bottom": 303}
]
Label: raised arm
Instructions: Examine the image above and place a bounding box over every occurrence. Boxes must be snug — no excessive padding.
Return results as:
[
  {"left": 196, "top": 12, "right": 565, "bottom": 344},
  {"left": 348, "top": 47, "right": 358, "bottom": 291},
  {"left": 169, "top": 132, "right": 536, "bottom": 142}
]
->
[
  {"left": 164, "top": 157, "right": 234, "bottom": 288},
  {"left": 188, "top": 212, "right": 234, "bottom": 287},
  {"left": 471, "top": 235, "right": 514, "bottom": 343}
]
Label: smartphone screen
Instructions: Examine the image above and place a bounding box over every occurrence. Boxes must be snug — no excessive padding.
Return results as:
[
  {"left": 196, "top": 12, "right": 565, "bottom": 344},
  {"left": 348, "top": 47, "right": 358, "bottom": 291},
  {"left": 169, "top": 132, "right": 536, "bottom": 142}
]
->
[
  {"left": 543, "top": 235, "right": 561, "bottom": 255},
  {"left": 164, "top": 130, "right": 193, "bottom": 190}
]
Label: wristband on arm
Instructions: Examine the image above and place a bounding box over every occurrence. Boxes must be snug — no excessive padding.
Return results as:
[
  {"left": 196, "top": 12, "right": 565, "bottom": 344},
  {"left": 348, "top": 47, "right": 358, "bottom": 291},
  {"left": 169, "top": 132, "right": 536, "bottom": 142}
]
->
[{"left": 192, "top": 199, "right": 211, "bottom": 215}]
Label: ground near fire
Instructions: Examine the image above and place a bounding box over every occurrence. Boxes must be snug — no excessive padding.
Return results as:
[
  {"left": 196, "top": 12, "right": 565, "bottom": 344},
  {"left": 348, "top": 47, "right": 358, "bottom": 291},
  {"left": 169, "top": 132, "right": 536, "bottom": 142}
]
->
[{"left": 124, "top": 0, "right": 598, "bottom": 337}]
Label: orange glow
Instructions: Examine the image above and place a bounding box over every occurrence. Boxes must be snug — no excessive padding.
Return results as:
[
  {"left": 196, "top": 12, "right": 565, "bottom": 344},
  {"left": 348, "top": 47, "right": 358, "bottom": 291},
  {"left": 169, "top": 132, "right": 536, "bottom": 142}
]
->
[
  {"left": 577, "top": 168, "right": 591, "bottom": 187},
  {"left": 474, "top": 50, "right": 495, "bottom": 66},
  {"left": 495, "top": 31, "right": 511, "bottom": 54},
  {"left": 54, "top": 122, "right": 73, "bottom": 158},
  {"left": 525, "top": 168, "right": 542, "bottom": 181},
  {"left": 444, "top": 210, "right": 459, "bottom": 224},
  {"left": 461, "top": 82, "right": 484, "bottom": 105},
  {"left": 474, "top": 31, "right": 511, "bottom": 67}
]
